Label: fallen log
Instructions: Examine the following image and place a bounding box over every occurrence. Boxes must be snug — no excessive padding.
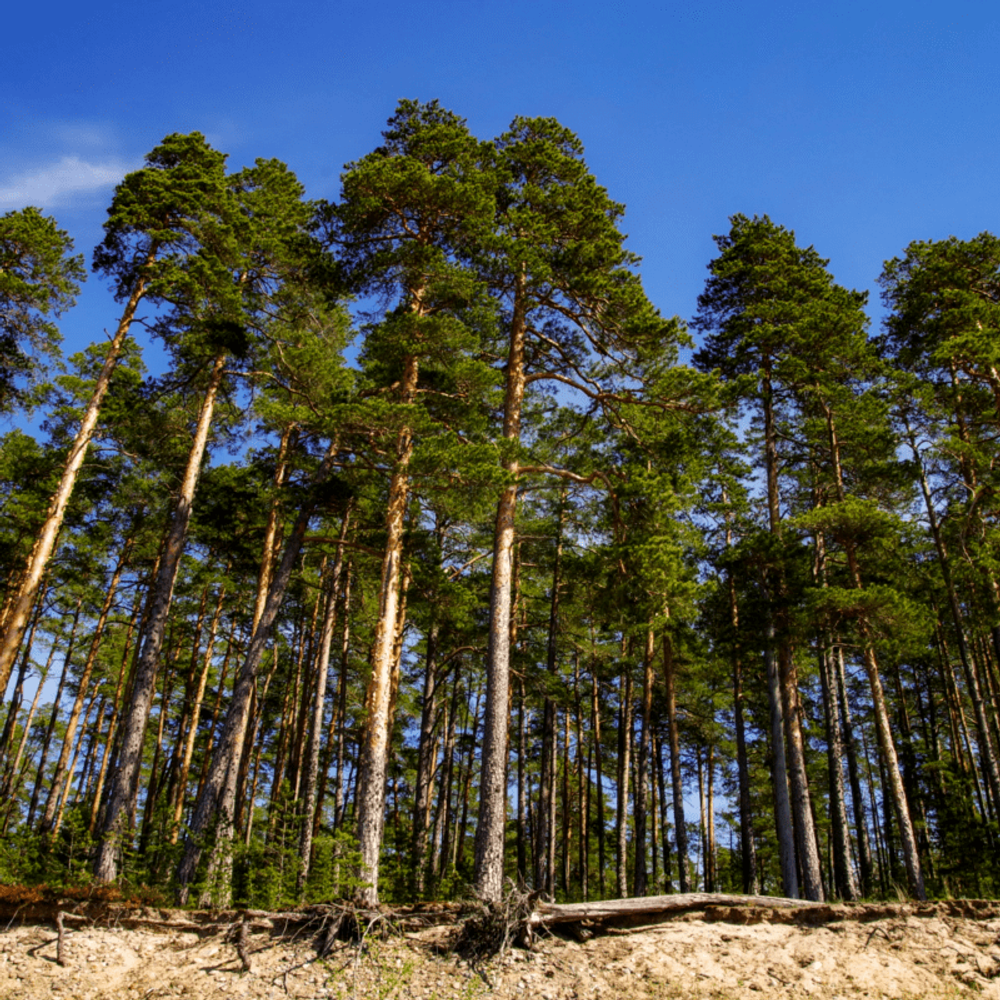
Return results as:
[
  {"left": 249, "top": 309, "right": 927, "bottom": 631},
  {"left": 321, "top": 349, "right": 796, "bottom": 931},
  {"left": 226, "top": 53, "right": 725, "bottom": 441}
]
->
[{"left": 530, "top": 892, "right": 826, "bottom": 927}]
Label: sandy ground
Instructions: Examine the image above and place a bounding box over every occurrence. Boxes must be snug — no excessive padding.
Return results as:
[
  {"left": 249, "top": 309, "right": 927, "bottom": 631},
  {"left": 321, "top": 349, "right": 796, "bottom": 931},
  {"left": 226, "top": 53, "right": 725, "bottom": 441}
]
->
[{"left": 1, "top": 902, "right": 999, "bottom": 1000}]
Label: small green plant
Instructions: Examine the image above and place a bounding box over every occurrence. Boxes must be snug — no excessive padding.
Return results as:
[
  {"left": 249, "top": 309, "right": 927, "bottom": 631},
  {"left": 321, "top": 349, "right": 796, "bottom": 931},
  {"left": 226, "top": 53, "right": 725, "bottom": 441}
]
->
[
  {"left": 0, "top": 807, "right": 95, "bottom": 888},
  {"left": 302, "top": 829, "right": 367, "bottom": 903}
]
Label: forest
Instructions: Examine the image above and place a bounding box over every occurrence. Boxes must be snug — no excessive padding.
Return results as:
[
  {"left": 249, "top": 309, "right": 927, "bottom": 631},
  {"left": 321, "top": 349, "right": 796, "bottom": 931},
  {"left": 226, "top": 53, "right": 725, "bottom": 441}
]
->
[{"left": 1, "top": 99, "right": 999, "bottom": 912}]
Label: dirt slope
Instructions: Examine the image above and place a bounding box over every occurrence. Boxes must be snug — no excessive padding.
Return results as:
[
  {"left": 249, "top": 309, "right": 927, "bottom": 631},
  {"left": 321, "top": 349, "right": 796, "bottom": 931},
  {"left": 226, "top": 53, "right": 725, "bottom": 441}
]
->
[{"left": 1, "top": 901, "right": 999, "bottom": 999}]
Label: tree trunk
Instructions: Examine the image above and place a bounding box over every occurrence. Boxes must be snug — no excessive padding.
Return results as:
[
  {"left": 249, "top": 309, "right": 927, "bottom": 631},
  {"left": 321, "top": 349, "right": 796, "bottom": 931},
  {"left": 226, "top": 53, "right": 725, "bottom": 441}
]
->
[
  {"left": 53, "top": 685, "right": 102, "bottom": 835},
  {"left": 432, "top": 679, "right": 459, "bottom": 887},
  {"left": 591, "top": 667, "right": 606, "bottom": 898},
  {"left": 697, "top": 747, "right": 706, "bottom": 890},
  {"left": 0, "top": 638, "right": 57, "bottom": 809},
  {"left": 706, "top": 743, "right": 716, "bottom": 892},
  {"left": 0, "top": 263, "right": 154, "bottom": 700},
  {"left": 64, "top": 692, "right": 105, "bottom": 824},
  {"left": 298, "top": 512, "right": 350, "bottom": 894},
  {"left": 27, "top": 600, "right": 82, "bottom": 827},
  {"left": 560, "top": 708, "right": 571, "bottom": 895},
  {"left": 818, "top": 641, "right": 857, "bottom": 900},
  {"left": 730, "top": 601, "right": 757, "bottom": 892},
  {"left": 161, "top": 583, "right": 211, "bottom": 831},
  {"left": 835, "top": 647, "right": 875, "bottom": 896},
  {"left": 41, "top": 535, "right": 133, "bottom": 833},
  {"left": 633, "top": 630, "right": 654, "bottom": 897},
  {"left": 331, "top": 564, "right": 353, "bottom": 831},
  {"left": 474, "top": 264, "right": 528, "bottom": 903},
  {"left": 456, "top": 684, "right": 483, "bottom": 873},
  {"left": 655, "top": 730, "right": 672, "bottom": 892},
  {"left": 859, "top": 634, "right": 925, "bottom": 899},
  {"left": 176, "top": 438, "right": 339, "bottom": 904},
  {"left": 516, "top": 678, "right": 528, "bottom": 886},
  {"left": 764, "top": 632, "right": 798, "bottom": 898},
  {"left": 88, "top": 585, "right": 143, "bottom": 835},
  {"left": 95, "top": 353, "right": 226, "bottom": 882},
  {"left": 0, "top": 583, "right": 47, "bottom": 766},
  {"left": 761, "top": 369, "right": 820, "bottom": 899},
  {"left": 169, "top": 581, "right": 226, "bottom": 843},
  {"left": 355, "top": 354, "right": 418, "bottom": 906},
  {"left": 662, "top": 631, "right": 690, "bottom": 893},
  {"left": 574, "top": 654, "right": 587, "bottom": 901},
  {"left": 615, "top": 668, "right": 633, "bottom": 899},
  {"left": 779, "top": 646, "right": 824, "bottom": 900}
]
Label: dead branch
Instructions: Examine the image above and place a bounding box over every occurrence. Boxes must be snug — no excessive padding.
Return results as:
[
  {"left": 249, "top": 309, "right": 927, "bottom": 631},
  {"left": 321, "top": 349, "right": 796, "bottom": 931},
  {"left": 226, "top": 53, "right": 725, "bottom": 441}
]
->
[{"left": 530, "top": 892, "right": 826, "bottom": 928}]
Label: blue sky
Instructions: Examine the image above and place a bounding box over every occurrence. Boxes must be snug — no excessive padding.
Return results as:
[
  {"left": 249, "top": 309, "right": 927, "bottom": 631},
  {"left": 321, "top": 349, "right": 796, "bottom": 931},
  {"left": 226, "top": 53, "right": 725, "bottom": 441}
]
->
[{"left": 4, "top": 0, "right": 1000, "bottom": 378}]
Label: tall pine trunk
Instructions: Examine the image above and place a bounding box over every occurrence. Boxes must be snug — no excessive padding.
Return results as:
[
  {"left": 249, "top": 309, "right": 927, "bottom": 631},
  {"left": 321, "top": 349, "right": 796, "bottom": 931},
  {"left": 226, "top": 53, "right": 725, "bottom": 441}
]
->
[
  {"left": 662, "top": 630, "right": 689, "bottom": 893},
  {"left": 95, "top": 353, "right": 226, "bottom": 883},
  {"left": 176, "top": 439, "right": 339, "bottom": 904},
  {"left": 354, "top": 352, "right": 418, "bottom": 906},
  {"left": 728, "top": 570, "right": 758, "bottom": 893},
  {"left": 40, "top": 534, "right": 133, "bottom": 833},
  {"left": 827, "top": 409, "right": 924, "bottom": 899},
  {"left": 0, "top": 264, "right": 154, "bottom": 700},
  {"left": 169, "top": 581, "right": 227, "bottom": 844},
  {"left": 297, "top": 512, "right": 350, "bottom": 893},
  {"left": 474, "top": 265, "right": 528, "bottom": 902},
  {"left": 633, "top": 630, "right": 654, "bottom": 896},
  {"left": 615, "top": 667, "right": 633, "bottom": 898}
]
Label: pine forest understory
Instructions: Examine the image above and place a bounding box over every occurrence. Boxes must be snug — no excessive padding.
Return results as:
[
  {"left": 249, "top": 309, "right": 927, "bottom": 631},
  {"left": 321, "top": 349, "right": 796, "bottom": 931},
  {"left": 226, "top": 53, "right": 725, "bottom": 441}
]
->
[{"left": 4, "top": 101, "right": 1000, "bottom": 913}]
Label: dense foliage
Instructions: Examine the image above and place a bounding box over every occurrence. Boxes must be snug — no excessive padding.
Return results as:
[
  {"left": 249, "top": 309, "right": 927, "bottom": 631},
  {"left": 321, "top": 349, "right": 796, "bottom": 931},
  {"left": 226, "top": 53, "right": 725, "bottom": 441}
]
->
[{"left": 2, "top": 103, "right": 1000, "bottom": 908}]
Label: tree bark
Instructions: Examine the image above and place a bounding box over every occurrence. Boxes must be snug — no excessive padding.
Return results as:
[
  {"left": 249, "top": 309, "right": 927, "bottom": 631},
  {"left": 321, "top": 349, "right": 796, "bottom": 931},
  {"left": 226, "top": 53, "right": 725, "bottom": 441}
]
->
[
  {"left": 412, "top": 614, "right": 444, "bottom": 893},
  {"left": 764, "top": 626, "right": 798, "bottom": 898},
  {"left": 95, "top": 353, "right": 226, "bottom": 882},
  {"left": 655, "top": 730, "right": 672, "bottom": 891},
  {"left": 88, "top": 585, "right": 143, "bottom": 835},
  {"left": 40, "top": 534, "right": 133, "bottom": 833},
  {"left": 176, "top": 437, "right": 339, "bottom": 904},
  {"left": 0, "top": 586, "right": 46, "bottom": 767},
  {"left": 835, "top": 647, "right": 875, "bottom": 896},
  {"left": 297, "top": 512, "right": 350, "bottom": 894},
  {"left": 516, "top": 677, "right": 528, "bottom": 886},
  {"left": 169, "top": 581, "right": 226, "bottom": 844},
  {"left": 354, "top": 355, "right": 418, "bottom": 906},
  {"left": 0, "top": 637, "right": 57, "bottom": 810},
  {"left": 615, "top": 667, "right": 633, "bottom": 899},
  {"left": 474, "top": 264, "right": 528, "bottom": 903},
  {"left": 26, "top": 600, "right": 82, "bottom": 827},
  {"left": 729, "top": 579, "right": 757, "bottom": 893},
  {"left": 818, "top": 641, "right": 857, "bottom": 900},
  {"left": 633, "top": 630, "right": 654, "bottom": 897},
  {"left": 591, "top": 667, "right": 606, "bottom": 898},
  {"left": 0, "top": 263, "right": 153, "bottom": 700},
  {"left": 662, "top": 631, "right": 690, "bottom": 893},
  {"left": 759, "top": 366, "right": 805, "bottom": 898}
]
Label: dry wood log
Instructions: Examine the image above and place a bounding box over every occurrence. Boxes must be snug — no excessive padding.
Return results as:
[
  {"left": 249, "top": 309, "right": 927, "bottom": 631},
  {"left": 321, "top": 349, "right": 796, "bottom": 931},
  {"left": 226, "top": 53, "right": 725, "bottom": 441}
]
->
[{"left": 530, "top": 892, "right": 826, "bottom": 926}]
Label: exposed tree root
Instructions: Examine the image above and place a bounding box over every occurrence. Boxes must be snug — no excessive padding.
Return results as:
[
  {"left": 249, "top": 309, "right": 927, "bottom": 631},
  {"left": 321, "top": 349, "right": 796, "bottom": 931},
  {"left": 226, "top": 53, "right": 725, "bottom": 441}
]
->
[
  {"left": 454, "top": 881, "right": 542, "bottom": 983},
  {"left": 4, "top": 886, "right": 1000, "bottom": 988}
]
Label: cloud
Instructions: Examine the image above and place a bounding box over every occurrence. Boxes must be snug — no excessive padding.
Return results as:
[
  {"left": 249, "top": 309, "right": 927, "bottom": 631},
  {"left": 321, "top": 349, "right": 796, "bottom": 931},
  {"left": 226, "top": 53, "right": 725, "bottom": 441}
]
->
[{"left": 0, "top": 155, "right": 133, "bottom": 212}]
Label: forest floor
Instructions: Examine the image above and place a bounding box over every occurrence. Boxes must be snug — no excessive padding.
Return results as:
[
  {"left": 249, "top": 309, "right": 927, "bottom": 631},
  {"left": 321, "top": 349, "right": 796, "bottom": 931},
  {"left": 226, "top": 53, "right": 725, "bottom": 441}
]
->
[{"left": 1, "top": 898, "right": 999, "bottom": 1000}]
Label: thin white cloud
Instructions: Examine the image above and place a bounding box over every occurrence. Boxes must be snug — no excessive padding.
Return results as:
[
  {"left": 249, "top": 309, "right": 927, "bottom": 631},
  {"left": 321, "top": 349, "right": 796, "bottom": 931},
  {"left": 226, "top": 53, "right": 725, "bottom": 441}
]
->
[
  {"left": 0, "top": 155, "right": 132, "bottom": 212},
  {"left": 50, "top": 122, "right": 121, "bottom": 150}
]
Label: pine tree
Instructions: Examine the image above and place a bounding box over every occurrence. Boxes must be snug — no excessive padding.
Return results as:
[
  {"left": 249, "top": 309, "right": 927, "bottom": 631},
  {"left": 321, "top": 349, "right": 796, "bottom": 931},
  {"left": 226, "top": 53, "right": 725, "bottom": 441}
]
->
[
  {"left": 473, "top": 116, "right": 672, "bottom": 901},
  {"left": 0, "top": 207, "right": 84, "bottom": 415},
  {"left": 327, "top": 99, "right": 495, "bottom": 905},
  {"left": 0, "top": 134, "right": 231, "bottom": 719}
]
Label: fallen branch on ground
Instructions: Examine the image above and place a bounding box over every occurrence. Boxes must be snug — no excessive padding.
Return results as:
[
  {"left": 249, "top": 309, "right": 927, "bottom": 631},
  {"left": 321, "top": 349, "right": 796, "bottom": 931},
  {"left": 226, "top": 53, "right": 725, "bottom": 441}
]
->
[{"left": 530, "top": 892, "right": 826, "bottom": 928}]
